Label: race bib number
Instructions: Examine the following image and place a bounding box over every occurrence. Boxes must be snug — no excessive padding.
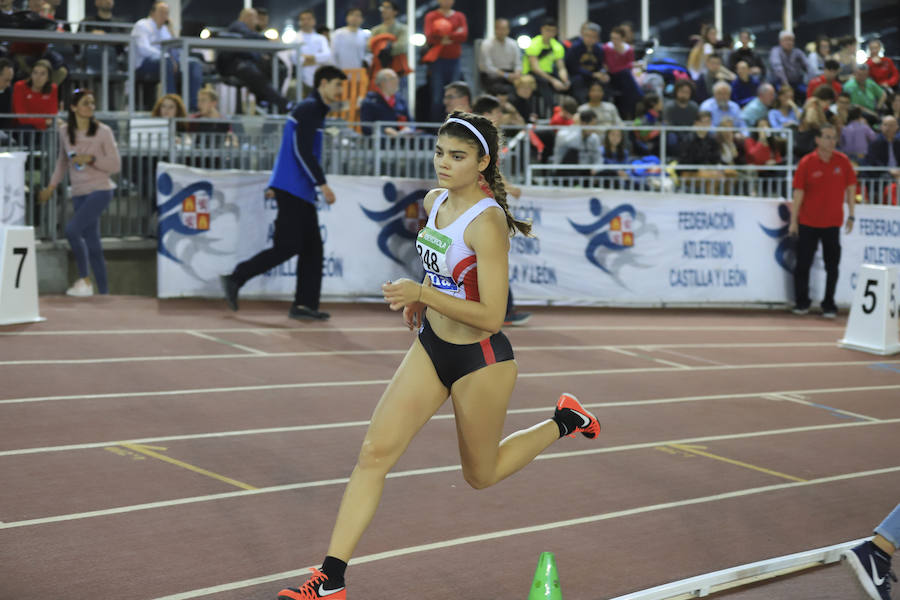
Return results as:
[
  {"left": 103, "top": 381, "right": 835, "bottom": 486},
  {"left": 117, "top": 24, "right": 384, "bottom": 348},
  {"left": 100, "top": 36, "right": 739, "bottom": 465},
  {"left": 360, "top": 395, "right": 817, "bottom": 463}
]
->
[{"left": 416, "top": 227, "right": 458, "bottom": 292}]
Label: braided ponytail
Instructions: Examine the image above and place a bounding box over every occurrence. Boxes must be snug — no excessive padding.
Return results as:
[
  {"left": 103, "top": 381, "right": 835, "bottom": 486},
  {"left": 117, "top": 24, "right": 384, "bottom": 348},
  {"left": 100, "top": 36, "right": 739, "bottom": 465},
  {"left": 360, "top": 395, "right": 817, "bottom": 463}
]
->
[{"left": 439, "top": 111, "right": 533, "bottom": 237}]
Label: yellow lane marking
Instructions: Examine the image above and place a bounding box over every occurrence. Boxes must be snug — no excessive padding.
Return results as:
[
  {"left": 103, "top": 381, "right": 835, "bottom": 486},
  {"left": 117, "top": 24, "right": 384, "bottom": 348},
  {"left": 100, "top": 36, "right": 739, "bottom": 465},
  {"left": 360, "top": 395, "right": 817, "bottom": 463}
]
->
[
  {"left": 667, "top": 443, "right": 807, "bottom": 482},
  {"left": 119, "top": 443, "right": 257, "bottom": 490}
]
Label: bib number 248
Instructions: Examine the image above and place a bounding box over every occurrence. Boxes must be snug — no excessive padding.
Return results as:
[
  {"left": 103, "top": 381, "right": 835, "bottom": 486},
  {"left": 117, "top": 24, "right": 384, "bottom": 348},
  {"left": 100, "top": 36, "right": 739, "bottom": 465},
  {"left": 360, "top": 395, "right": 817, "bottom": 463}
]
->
[{"left": 417, "top": 245, "right": 440, "bottom": 272}]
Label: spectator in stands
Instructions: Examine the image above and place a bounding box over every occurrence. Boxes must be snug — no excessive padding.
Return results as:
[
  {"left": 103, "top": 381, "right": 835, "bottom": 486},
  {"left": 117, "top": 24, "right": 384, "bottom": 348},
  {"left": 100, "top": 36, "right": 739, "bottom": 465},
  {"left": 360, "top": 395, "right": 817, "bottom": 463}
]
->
[
  {"left": 664, "top": 79, "right": 699, "bottom": 127},
  {"left": 687, "top": 24, "right": 723, "bottom": 79},
  {"left": 834, "top": 36, "right": 858, "bottom": 82},
  {"left": 0, "top": 0, "right": 12, "bottom": 14},
  {"left": 694, "top": 53, "right": 729, "bottom": 104},
  {"left": 552, "top": 108, "right": 601, "bottom": 167},
  {"left": 769, "top": 31, "right": 808, "bottom": 97},
  {"left": 700, "top": 80, "right": 747, "bottom": 133},
  {"left": 795, "top": 96, "right": 829, "bottom": 158},
  {"left": 741, "top": 83, "right": 775, "bottom": 129},
  {"left": 369, "top": 1, "right": 409, "bottom": 98},
  {"left": 221, "top": 65, "right": 347, "bottom": 321},
  {"left": 317, "top": 25, "right": 332, "bottom": 42},
  {"left": 0, "top": 58, "right": 13, "bottom": 131},
  {"left": 490, "top": 84, "right": 525, "bottom": 127},
  {"left": 565, "top": 22, "right": 607, "bottom": 105},
  {"left": 832, "top": 91, "right": 852, "bottom": 127},
  {"left": 716, "top": 116, "right": 744, "bottom": 167},
  {"left": 806, "top": 36, "right": 832, "bottom": 79},
  {"left": 219, "top": 8, "right": 290, "bottom": 113},
  {"left": 743, "top": 118, "right": 783, "bottom": 170},
  {"left": 631, "top": 92, "right": 662, "bottom": 156},
  {"left": 82, "top": 0, "right": 123, "bottom": 34},
  {"left": 132, "top": 2, "right": 203, "bottom": 112},
  {"left": 423, "top": 0, "right": 467, "bottom": 121},
  {"left": 442, "top": 80, "right": 471, "bottom": 116},
  {"left": 510, "top": 74, "right": 539, "bottom": 123},
  {"left": 843, "top": 63, "right": 887, "bottom": 122},
  {"left": 550, "top": 96, "right": 578, "bottom": 126},
  {"left": 255, "top": 7, "right": 268, "bottom": 33},
  {"left": 39, "top": 89, "right": 120, "bottom": 297},
  {"left": 600, "top": 128, "right": 630, "bottom": 177},
  {"left": 840, "top": 106, "right": 876, "bottom": 163},
  {"left": 360, "top": 68, "right": 411, "bottom": 136},
  {"left": 865, "top": 115, "right": 899, "bottom": 177},
  {"left": 866, "top": 38, "right": 899, "bottom": 93},
  {"left": 789, "top": 123, "right": 856, "bottom": 317},
  {"left": 604, "top": 25, "right": 642, "bottom": 120},
  {"left": 728, "top": 29, "right": 765, "bottom": 78},
  {"left": 891, "top": 94, "right": 900, "bottom": 121},
  {"left": 731, "top": 60, "right": 760, "bottom": 107},
  {"left": 806, "top": 59, "right": 841, "bottom": 100},
  {"left": 12, "top": 59, "right": 56, "bottom": 130},
  {"left": 768, "top": 85, "right": 799, "bottom": 129},
  {"left": 150, "top": 92, "right": 188, "bottom": 132},
  {"left": 472, "top": 94, "right": 503, "bottom": 124},
  {"left": 578, "top": 79, "right": 622, "bottom": 126},
  {"left": 479, "top": 18, "right": 521, "bottom": 93},
  {"left": 295, "top": 10, "right": 333, "bottom": 97},
  {"left": 678, "top": 110, "right": 720, "bottom": 167},
  {"left": 7, "top": 0, "right": 68, "bottom": 86},
  {"left": 523, "top": 18, "right": 569, "bottom": 118},
  {"left": 187, "top": 87, "right": 230, "bottom": 134},
  {"left": 331, "top": 8, "right": 371, "bottom": 71}
]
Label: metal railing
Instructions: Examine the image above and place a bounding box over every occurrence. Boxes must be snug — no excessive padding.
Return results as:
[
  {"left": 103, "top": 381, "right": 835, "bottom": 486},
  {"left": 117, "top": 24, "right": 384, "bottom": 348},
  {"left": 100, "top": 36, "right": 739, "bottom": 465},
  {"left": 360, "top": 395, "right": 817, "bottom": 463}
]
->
[{"left": 3, "top": 115, "right": 898, "bottom": 241}]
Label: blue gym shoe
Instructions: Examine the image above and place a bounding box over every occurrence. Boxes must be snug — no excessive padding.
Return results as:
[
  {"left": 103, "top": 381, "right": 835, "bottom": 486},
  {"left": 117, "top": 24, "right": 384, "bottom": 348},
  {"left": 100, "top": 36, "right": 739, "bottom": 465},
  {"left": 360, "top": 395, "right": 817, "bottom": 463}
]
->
[{"left": 841, "top": 540, "right": 896, "bottom": 600}]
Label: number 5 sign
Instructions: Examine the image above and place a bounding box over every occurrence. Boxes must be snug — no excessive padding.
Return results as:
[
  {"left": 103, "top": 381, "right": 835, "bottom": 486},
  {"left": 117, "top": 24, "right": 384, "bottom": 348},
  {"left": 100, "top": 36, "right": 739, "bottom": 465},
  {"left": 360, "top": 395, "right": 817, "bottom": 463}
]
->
[
  {"left": 0, "top": 226, "right": 45, "bottom": 325},
  {"left": 839, "top": 264, "right": 900, "bottom": 355}
]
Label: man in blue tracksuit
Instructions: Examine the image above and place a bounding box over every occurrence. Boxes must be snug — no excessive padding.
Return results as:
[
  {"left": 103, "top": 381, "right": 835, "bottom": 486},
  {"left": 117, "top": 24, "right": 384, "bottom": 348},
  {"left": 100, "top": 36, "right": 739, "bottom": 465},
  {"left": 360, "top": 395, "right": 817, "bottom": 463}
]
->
[{"left": 221, "top": 65, "right": 347, "bottom": 320}]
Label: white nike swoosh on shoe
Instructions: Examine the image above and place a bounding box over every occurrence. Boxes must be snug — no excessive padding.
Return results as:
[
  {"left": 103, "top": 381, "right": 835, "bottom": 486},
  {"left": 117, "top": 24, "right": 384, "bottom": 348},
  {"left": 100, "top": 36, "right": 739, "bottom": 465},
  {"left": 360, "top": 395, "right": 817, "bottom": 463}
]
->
[
  {"left": 577, "top": 412, "right": 592, "bottom": 428},
  {"left": 870, "top": 555, "right": 886, "bottom": 586}
]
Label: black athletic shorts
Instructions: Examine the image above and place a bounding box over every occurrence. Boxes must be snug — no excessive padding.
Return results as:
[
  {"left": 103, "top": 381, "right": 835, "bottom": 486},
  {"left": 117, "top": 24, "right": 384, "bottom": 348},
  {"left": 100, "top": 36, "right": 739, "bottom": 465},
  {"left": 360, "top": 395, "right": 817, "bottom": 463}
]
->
[{"left": 418, "top": 317, "right": 515, "bottom": 389}]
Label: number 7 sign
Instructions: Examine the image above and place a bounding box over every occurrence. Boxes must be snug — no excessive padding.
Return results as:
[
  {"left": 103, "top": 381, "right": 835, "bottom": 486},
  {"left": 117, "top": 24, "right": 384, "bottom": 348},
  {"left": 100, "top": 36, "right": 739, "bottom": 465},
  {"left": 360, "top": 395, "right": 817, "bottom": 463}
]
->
[{"left": 0, "top": 226, "right": 45, "bottom": 325}]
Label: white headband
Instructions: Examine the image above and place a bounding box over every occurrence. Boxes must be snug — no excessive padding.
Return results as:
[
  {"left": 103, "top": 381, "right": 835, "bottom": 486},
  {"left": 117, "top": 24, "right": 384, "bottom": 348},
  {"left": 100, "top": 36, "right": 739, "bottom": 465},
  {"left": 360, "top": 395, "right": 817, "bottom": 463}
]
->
[{"left": 444, "top": 117, "right": 489, "bottom": 155}]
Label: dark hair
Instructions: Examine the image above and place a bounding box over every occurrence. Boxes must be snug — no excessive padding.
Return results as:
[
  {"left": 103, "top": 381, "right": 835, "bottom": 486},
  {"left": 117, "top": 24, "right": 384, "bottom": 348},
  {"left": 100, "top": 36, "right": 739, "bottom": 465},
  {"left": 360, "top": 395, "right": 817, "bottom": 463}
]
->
[
  {"left": 317, "top": 25, "right": 330, "bottom": 35},
  {"left": 611, "top": 25, "right": 626, "bottom": 38},
  {"left": 299, "top": 9, "right": 315, "bottom": 18},
  {"left": 635, "top": 92, "right": 660, "bottom": 117},
  {"left": 588, "top": 79, "right": 605, "bottom": 92},
  {"left": 27, "top": 59, "right": 54, "bottom": 94},
  {"left": 814, "top": 123, "right": 836, "bottom": 137},
  {"left": 674, "top": 79, "right": 695, "bottom": 94},
  {"left": 438, "top": 111, "right": 531, "bottom": 237},
  {"left": 696, "top": 110, "right": 712, "bottom": 122},
  {"left": 577, "top": 108, "right": 597, "bottom": 123},
  {"left": 602, "top": 128, "right": 628, "bottom": 161},
  {"left": 255, "top": 7, "right": 268, "bottom": 16},
  {"left": 824, "top": 59, "right": 840, "bottom": 71},
  {"left": 345, "top": 7, "right": 362, "bottom": 18},
  {"left": 0, "top": 57, "right": 13, "bottom": 73},
  {"left": 541, "top": 18, "right": 557, "bottom": 29},
  {"left": 847, "top": 106, "right": 862, "bottom": 122},
  {"left": 444, "top": 81, "right": 471, "bottom": 102},
  {"left": 488, "top": 82, "right": 514, "bottom": 97},
  {"left": 813, "top": 85, "right": 835, "bottom": 103},
  {"left": 313, "top": 65, "right": 348, "bottom": 88},
  {"left": 472, "top": 94, "right": 501, "bottom": 116},
  {"left": 380, "top": 1, "right": 399, "bottom": 11},
  {"left": 559, "top": 96, "right": 578, "bottom": 115},
  {"left": 67, "top": 89, "right": 99, "bottom": 145}
]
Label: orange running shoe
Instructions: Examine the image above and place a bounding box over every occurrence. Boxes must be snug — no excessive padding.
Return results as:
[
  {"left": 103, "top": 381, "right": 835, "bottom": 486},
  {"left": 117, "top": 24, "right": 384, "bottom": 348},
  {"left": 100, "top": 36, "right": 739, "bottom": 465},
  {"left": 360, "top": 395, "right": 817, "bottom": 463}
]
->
[
  {"left": 555, "top": 393, "right": 601, "bottom": 439},
  {"left": 277, "top": 568, "right": 346, "bottom": 600}
]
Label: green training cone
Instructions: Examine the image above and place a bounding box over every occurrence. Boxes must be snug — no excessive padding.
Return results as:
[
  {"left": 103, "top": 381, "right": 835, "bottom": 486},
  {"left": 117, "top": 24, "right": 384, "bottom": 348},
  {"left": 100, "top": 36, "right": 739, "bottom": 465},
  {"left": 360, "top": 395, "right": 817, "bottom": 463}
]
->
[{"left": 528, "top": 551, "right": 563, "bottom": 599}]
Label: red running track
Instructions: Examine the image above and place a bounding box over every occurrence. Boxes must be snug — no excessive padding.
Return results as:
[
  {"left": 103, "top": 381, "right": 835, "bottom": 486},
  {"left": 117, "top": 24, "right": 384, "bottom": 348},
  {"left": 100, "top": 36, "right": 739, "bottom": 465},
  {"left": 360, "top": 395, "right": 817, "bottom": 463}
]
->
[{"left": 1, "top": 297, "right": 899, "bottom": 600}]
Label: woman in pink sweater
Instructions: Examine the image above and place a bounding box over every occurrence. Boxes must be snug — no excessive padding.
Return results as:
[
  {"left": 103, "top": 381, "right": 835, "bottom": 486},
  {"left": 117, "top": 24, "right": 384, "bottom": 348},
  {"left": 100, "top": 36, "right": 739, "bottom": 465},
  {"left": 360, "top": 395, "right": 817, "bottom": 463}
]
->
[{"left": 39, "top": 89, "right": 121, "bottom": 297}]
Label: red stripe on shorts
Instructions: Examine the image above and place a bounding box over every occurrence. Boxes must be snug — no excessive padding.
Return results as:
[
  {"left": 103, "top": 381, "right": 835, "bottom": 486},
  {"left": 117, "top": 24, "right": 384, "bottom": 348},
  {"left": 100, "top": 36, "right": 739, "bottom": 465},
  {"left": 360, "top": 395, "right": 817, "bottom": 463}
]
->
[{"left": 480, "top": 338, "right": 496, "bottom": 365}]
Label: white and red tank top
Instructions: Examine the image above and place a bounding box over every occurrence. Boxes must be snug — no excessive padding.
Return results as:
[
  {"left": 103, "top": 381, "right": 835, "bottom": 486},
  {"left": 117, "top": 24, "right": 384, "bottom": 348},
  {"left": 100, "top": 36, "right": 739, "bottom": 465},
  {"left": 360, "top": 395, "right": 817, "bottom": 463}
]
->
[{"left": 415, "top": 190, "right": 501, "bottom": 301}]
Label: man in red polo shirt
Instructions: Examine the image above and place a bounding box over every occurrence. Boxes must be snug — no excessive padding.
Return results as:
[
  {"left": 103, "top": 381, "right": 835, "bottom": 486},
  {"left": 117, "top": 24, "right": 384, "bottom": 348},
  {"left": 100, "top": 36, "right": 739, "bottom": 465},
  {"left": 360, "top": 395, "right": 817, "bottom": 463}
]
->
[{"left": 789, "top": 123, "right": 856, "bottom": 318}]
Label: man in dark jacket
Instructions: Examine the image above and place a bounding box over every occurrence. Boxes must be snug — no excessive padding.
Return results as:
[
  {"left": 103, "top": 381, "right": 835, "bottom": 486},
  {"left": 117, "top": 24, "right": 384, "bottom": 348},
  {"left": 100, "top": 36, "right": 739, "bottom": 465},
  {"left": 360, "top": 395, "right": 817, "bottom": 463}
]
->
[
  {"left": 359, "top": 68, "right": 411, "bottom": 136},
  {"left": 221, "top": 66, "right": 347, "bottom": 320},
  {"left": 565, "top": 22, "right": 607, "bottom": 104},
  {"left": 679, "top": 110, "right": 720, "bottom": 166},
  {"left": 218, "top": 8, "right": 289, "bottom": 112},
  {"left": 865, "top": 116, "right": 900, "bottom": 178}
]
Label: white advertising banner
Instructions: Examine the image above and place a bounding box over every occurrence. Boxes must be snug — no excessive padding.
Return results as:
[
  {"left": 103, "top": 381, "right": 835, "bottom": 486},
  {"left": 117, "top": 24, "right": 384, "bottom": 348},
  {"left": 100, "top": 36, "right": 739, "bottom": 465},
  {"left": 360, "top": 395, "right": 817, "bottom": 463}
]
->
[
  {"left": 0, "top": 153, "right": 27, "bottom": 226},
  {"left": 156, "top": 163, "right": 900, "bottom": 307}
]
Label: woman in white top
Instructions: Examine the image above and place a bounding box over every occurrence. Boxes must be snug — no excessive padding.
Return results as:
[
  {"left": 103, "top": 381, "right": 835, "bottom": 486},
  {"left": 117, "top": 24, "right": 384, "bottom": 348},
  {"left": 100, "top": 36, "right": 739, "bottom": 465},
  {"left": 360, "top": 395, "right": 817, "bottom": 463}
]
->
[{"left": 276, "top": 112, "right": 601, "bottom": 600}]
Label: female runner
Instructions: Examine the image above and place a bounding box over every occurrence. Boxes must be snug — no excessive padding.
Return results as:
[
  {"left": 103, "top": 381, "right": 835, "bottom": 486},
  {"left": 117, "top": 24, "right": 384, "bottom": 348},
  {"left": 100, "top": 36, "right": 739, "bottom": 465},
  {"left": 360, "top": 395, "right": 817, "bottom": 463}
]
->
[{"left": 277, "top": 111, "right": 601, "bottom": 600}]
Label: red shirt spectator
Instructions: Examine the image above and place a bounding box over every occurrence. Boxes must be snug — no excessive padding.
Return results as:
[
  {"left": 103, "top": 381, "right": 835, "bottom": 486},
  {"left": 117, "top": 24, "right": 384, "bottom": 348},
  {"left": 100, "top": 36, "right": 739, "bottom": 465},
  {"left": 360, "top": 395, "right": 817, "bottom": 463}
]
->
[
  {"left": 743, "top": 136, "right": 782, "bottom": 165},
  {"left": 12, "top": 60, "right": 58, "bottom": 130},
  {"left": 866, "top": 39, "right": 899, "bottom": 88},
  {"left": 603, "top": 41, "right": 634, "bottom": 74},
  {"left": 806, "top": 74, "right": 842, "bottom": 98},
  {"left": 792, "top": 147, "right": 856, "bottom": 228},
  {"left": 424, "top": 6, "right": 467, "bottom": 60}
]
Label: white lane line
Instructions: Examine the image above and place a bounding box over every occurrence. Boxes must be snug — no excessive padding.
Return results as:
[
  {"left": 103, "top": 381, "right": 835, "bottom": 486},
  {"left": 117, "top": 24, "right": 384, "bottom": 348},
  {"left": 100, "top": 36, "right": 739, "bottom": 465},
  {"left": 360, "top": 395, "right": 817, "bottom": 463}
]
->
[
  {"left": 148, "top": 465, "right": 900, "bottom": 600},
  {"left": 3, "top": 382, "right": 899, "bottom": 457},
  {"left": 651, "top": 357, "right": 691, "bottom": 369},
  {"left": 4, "top": 359, "right": 900, "bottom": 405},
  {"left": 185, "top": 331, "right": 267, "bottom": 355},
  {"left": 766, "top": 393, "right": 881, "bottom": 422},
  {"left": 0, "top": 342, "right": 841, "bottom": 367},
  {"left": 0, "top": 325, "right": 847, "bottom": 336},
  {"left": 654, "top": 348, "right": 728, "bottom": 367},
  {"left": 3, "top": 418, "right": 898, "bottom": 530}
]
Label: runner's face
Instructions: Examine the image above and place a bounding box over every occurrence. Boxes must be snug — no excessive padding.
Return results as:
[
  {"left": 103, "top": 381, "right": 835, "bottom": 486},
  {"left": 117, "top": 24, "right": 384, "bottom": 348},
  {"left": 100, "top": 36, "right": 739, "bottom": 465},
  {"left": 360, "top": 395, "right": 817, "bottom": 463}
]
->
[{"left": 434, "top": 134, "right": 484, "bottom": 189}]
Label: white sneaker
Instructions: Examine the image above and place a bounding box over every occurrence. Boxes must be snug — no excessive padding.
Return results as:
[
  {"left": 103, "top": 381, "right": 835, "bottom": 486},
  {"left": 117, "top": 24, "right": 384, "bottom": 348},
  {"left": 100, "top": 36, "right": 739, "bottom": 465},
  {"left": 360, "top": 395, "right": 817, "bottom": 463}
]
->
[{"left": 66, "top": 279, "right": 94, "bottom": 297}]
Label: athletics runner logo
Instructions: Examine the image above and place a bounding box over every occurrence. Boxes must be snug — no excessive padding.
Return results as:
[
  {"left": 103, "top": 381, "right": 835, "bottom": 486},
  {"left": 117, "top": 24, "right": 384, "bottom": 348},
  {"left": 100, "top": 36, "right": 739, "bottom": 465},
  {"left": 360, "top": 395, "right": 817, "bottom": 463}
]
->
[
  {"left": 758, "top": 203, "right": 795, "bottom": 273},
  {"left": 568, "top": 197, "right": 658, "bottom": 289},
  {"left": 360, "top": 181, "right": 428, "bottom": 268}
]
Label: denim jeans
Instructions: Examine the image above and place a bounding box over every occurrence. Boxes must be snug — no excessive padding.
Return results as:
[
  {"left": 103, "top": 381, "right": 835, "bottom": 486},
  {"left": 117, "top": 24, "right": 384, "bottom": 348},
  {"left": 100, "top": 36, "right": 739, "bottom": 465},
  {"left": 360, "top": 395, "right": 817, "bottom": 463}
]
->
[
  {"left": 66, "top": 189, "right": 112, "bottom": 294},
  {"left": 875, "top": 503, "right": 900, "bottom": 549}
]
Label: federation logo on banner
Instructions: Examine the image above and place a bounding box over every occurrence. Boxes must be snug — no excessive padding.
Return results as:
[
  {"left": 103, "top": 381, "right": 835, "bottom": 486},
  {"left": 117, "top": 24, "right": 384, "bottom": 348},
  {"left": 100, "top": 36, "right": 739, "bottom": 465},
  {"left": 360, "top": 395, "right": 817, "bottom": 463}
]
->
[
  {"left": 758, "top": 203, "right": 795, "bottom": 273},
  {"left": 568, "top": 197, "right": 657, "bottom": 288},
  {"left": 359, "top": 181, "right": 428, "bottom": 269},
  {"left": 181, "top": 192, "right": 211, "bottom": 231}
]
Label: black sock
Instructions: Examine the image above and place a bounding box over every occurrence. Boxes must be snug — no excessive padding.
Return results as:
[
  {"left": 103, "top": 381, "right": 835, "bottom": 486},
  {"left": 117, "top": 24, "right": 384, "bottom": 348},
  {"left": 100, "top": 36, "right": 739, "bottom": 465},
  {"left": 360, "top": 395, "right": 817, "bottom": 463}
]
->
[
  {"left": 321, "top": 556, "right": 347, "bottom": 588},
  {"left": 552, "top": 408, "right": 581, "bottom": 438}
]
